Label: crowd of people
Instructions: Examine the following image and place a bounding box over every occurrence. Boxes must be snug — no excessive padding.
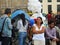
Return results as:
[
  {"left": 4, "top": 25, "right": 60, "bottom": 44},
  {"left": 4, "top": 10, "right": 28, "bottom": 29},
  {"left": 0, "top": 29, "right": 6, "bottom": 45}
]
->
[{"left": 0, "top": 8, "right": 60, "bottom": 45}]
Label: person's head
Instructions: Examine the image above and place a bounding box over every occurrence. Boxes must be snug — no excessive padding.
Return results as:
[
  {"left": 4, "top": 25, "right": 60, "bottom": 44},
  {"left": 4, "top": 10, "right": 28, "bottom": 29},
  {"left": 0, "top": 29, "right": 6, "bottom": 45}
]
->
[
  {"left": 4, "top": 8, "right": 11, "bottom": 16},
  {"left": 36, "top": 17, "right": 43, "bottom": 25},
  {"left": 48, "top": 20, "right": 55, "bottom": 28},
  {"left": 20, "top": 13, "right": 25, "bottom": 20},
  {"left": 48, "top": 11, "right": 52, "bottom": 14}
]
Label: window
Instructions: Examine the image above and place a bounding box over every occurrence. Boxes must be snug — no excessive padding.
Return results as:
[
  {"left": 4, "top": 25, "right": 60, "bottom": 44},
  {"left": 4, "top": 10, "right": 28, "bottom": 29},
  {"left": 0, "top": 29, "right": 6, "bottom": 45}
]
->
[
  {"left": 57, "top": 0, "right": 60, "bottom": 2},
  {"left": 39, "top": 0, "right": 42, "bottom": 2},
  {"left": 48, "top": 5, "right": 52, "bottom": 12},
  {"left": 48, "top": 0, "right": 52, "bottom": 2},
  {"left": 57, "top": 5, "right": 60, "bottom": 12}
]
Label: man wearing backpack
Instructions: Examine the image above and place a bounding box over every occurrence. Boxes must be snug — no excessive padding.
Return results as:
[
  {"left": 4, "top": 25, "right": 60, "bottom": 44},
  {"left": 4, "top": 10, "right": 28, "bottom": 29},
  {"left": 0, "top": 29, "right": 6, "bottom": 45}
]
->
[{"left": 0, "top": 8, "right": 12, "bottom": 45}]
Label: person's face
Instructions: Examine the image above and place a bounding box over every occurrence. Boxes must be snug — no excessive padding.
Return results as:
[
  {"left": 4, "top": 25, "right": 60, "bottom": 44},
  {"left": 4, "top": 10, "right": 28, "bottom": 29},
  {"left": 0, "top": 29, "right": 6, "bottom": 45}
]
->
[
  {"left": 37, "top": 18, "right": 42, "bottom": 24},
  {"left": 8, "top": 13, "right": 11, "bottom": 17},
  {"left": 49, "top": 23, "right": 55, "bottom": 28}
]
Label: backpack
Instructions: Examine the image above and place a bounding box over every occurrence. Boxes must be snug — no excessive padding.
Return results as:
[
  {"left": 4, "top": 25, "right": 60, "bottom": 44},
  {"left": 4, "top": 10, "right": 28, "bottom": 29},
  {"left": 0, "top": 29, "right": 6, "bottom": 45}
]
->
[{"left": 0, "top": 16, "right": 7, "bottom": 38}]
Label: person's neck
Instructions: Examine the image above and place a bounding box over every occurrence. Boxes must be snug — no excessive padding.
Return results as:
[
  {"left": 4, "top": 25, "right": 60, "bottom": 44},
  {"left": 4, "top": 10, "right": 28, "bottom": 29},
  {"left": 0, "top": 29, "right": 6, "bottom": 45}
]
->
[
  {"left": 36, "top": 23, "right": 41, "bottom": 26},
  {"left": 36, "top": 23, "right": 41, "bottom": 29},
  {"left": 49, "top": 27, "right": 53, "bottom": 29}
]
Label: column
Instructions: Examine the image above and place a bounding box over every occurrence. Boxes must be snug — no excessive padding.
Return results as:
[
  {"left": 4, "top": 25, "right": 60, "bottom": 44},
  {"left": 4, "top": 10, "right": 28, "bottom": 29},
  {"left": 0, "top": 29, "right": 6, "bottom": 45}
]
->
[
  {"left": 52, "top": 0, "right": 57, "bottom": 14},
  {"left": 42, "top": 0, "right": 48, "bottom": 14}
]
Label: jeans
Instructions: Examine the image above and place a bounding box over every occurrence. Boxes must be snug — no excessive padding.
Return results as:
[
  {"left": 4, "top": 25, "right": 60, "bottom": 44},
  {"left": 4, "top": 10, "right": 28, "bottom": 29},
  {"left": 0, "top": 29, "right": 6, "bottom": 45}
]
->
[{"left": 19, "top": 32, "right": 27, "bottom": 45}]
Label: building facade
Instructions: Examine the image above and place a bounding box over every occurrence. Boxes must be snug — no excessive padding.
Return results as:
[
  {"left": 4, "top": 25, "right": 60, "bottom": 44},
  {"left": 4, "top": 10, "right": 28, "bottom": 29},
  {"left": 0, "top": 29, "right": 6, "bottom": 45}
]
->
[
  {"left": 41, "top": 0, "right": 60, "bottom": 14},
  {"left": 0, "top": 0, "right": 28, "bottom": 13},
  {"left": 0, "top": 0, "right": 60, "bottom": 14}
]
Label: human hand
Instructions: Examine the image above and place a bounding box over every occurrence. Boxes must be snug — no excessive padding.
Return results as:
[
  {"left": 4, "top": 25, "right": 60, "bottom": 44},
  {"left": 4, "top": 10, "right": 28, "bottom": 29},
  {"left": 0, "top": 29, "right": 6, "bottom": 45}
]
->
[{"left": 53, "top": 38, "right": 59, "bottom": 41}]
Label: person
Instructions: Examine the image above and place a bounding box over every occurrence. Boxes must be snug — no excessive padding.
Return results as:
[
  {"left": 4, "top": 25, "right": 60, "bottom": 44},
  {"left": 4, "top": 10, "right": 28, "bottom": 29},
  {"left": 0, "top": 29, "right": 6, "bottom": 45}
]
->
[
  {"left": 11, "top": 19, "right": 16, "bottom": 38},
  {"left": 0, "top": 8, "right": 12, "bottom": 45},
  {"left": 55, "top": 11, "right": 60, "bottom": 28},
  {"left": 10, "top": 19, "right": 15, "bottom": 45},
  {"left": 32, "top": 17, "right": 45, "bottom": 45},
  {"left": 47, "top": 11, "right": 52, "bottom": 21},
  {"left": 27, "top": 19, "right": 35, "bottom": 45},
  {"left": 55, "top": 26, "right": 60, "bottom": 45},
  {"left": 45, "top": 20, "right": 59, "bottom": 45},
  {"left": 17, "top": 13, "right": 28, "bottom": 45},
  {"left": 51, "top": 13, "right": 56, "bottom": 22}
]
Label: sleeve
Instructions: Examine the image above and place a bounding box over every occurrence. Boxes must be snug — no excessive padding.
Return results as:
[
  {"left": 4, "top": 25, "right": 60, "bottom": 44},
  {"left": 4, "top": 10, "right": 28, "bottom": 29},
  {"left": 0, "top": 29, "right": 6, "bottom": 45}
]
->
[
  {"left": 53, "top": 28, "right": 56, "bottom": 38},
  {"left": 46, "top": 28, "right": 56, "bottom": 39},
  {"left": 7, "top": 18, "right": 12, "bottom": 30}
]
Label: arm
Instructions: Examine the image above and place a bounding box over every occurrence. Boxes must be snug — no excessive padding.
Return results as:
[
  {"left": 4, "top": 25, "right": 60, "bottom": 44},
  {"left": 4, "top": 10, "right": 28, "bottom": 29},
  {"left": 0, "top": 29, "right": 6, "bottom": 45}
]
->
[
  {"left": 53, "top": 29, "right": 56, "bottom": 38},
  {"left": 7, "top": 18, "right": 12, "bottom": 30},
  {"left": 46, "top": 28, "right": 56, "bottom": 39},
  {"left": 53, "top": 29, "right": 59, "bottom": 41},
  {"left": 32, "top": 26, "right": 45, "bottom": 34}
]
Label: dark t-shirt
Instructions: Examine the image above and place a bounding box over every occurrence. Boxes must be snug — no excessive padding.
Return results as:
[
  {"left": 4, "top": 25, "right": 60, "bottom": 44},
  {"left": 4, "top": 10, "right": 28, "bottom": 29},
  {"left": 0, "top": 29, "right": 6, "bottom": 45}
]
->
[
  {"left": 47, "top": 14, "right": 52, "bottom": 21},
  {"left": 55, "top": 15, "right": 60, "bottom": 24}
]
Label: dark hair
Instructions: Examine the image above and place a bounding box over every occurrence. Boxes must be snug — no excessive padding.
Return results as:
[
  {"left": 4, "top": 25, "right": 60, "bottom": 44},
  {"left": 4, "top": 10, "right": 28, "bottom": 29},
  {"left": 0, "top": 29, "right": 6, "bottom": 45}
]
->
[
  {"left": 37, "top": 17, "right": 43, "bottom": 24},
  {"left": 48, "top": 20, "right": 55, "bottom": 25},
  {"left": 4, "top": 8, "right": 11, "bottom": 14},
  {"left": 48, "top": 11, "right": 52, "bottom": 14},
  {"left": 11, "top": 19, "right": 15, "bottom": 24},
  {"left": 19, "top": 13, "right": 26, "bottom": 26}
]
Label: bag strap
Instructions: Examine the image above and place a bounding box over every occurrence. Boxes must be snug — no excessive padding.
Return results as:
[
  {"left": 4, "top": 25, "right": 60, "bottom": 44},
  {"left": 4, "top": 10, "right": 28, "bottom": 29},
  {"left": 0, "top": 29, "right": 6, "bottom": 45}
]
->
[{"left": 1, "top": 17, "right": 7, "bottom": 34}]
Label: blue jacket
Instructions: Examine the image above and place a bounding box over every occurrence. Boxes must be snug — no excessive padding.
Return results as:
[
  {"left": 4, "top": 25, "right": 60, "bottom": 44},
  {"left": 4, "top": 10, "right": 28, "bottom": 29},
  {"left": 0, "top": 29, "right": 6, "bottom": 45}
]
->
[{"left": 0, "top": 14, "right": 12, "bottom": 37}]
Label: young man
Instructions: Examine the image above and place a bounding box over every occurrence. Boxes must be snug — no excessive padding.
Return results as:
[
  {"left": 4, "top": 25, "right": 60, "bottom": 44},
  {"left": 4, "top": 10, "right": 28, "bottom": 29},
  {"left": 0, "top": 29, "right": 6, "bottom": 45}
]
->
[
  {"left": 45, "top": 20, "right": 59, "bottom": 45},
  {"left": 0, "top": 8, "right": 12, "bottom": 45}
]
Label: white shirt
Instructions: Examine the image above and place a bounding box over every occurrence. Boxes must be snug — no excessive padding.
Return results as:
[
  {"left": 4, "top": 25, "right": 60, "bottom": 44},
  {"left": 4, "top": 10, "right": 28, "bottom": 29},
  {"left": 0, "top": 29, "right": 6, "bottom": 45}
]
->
[
  {"left": 32, "top": 24, "right": 45, "bottom": 40},
  {"left": 17, "top": 19, "right": 28, "bottom": 32}
]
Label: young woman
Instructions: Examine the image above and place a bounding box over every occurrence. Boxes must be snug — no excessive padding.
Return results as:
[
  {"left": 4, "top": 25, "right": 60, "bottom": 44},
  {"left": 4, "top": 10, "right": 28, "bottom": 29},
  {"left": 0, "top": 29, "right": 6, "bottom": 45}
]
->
[
  {"left": 32, "top": 17, "right": 45, "bottom": 45},
  {"left": 17, "top": 13, "right": 28, "bottom": 45}
]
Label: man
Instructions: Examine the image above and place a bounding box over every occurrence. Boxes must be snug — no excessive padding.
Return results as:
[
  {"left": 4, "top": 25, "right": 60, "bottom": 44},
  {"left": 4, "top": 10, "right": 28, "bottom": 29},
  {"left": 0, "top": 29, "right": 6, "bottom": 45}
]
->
[
  {"left": 45, "top": 20, "right": 59, "bottom": 45},
  {"left": 47, "top": 11, "right": 52, "bottom": 21},
  {"left": 0, "top": 8, "right": 12, "bottom": 45}
]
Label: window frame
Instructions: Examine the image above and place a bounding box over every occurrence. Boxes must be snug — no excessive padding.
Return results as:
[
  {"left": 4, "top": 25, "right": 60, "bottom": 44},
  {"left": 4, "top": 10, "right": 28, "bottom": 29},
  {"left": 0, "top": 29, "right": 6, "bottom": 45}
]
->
[
  {"left": 48, "top": 0, "right": 52, "bottom": 2},
  {"left": 48, "top": 5, "right": 52, "bottom": 13},
  {"left": 57, "top": 5, "right": 60, "bottom": 12},
  {"left": 39, "top": 0, "right": 42, "bottom": 2},
  {"left": 57, "top": 0, "right": 60, "bottom": 2}
]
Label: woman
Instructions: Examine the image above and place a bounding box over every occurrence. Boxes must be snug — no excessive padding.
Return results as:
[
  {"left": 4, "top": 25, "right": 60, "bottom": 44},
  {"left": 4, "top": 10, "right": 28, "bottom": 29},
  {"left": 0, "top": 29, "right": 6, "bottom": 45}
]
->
[
  {"left": 32, "top": 17, "right": 45, "bottom": 45},
  {"left": 17, "top": 13, "right": 28, "bottom": 45}
]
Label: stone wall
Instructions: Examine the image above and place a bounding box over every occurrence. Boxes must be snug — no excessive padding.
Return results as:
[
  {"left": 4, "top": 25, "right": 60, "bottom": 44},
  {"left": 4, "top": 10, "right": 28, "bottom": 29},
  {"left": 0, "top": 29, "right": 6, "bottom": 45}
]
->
[{"left": 0, "top": 0, "right": 28, "bottom": 14}]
